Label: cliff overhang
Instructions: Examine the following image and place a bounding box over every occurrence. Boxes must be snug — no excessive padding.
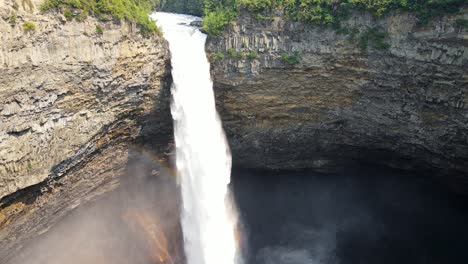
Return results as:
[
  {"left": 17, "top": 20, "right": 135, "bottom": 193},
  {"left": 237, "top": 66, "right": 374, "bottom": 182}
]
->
[{"left": 207, "top": 8, "right": 468, "bottom": 191}]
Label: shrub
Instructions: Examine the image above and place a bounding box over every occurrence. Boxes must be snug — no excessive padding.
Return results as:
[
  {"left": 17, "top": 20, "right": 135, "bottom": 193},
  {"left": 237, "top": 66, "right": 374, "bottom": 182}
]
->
[
  {"left": 227, "top": 48, "right": 237, "bottom": 57},
  {"left": 8, "top": 13, "right": 17, "bottom": 25},
  {"left": 203, "top": 8, "right": 235, "bottom": 36},
  {"left": 95, "top": 24, "right": 103, "bottom": 34},
  {"left": 64, "top": 8, "right": 73, "bottom": 21},
  {"left": 290, "top": 0, "right": 335, "bottom": 25},
  {"left": 455, "top": 19, "right": 468, "bottom": 30},
  {"left": 12, "top": 2, "right": 19, "bottom": 10},
  {"left": 203, "top": 0, "right": 466, "bottom": 33},
  {"left": 39, "top": 0, "right": 55, "bottom": 11},
  {"left": 247, "top": 51, "right": 258, "bottom": 59},
  {"left": 40, "top": 0, "right": 161, "bottom": 37},
  {"left": 238, "top": 0, "right": 275, "bottom": 11},
  {"left": 291, "top": 0, "right": 465, "bottom": 25},
  {"left": 281, "top": 52, "right": 300, "bottom": 65},
  {"left": 227, "top": 48, "right": 247, "bottom": 58},
  {"left": 23, "top": 21, "right": 36, "bottom": 31},
  {"left": 346, "top": 0, "right": 394, "bottom": 17},
  {"left": 76, "top": 10, "right": 88, "bottom": 22},
  {"left": 160, "top": 0, "right": 203, "bottom": 16},
  {"left": 211, "top": 51, "right": 225, "bottom": 61}
]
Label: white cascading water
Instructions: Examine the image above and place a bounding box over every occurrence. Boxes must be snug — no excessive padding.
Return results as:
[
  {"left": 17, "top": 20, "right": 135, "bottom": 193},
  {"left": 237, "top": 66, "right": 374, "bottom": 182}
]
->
[{"left": 154, "top": 12, "right": 240, "bottom": 264}]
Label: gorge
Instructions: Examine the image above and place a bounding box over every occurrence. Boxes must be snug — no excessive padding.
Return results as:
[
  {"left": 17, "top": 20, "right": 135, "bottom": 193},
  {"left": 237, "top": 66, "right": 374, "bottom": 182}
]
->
[{"left": 0, "top": 1, "right": 467, "bottom": 264}]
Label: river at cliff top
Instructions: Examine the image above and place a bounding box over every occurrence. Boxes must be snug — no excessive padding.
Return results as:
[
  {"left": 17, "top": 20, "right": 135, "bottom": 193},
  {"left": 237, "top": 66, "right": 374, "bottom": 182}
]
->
[{"left": 231, "top": 167, "right": 468, "bottom": 264}]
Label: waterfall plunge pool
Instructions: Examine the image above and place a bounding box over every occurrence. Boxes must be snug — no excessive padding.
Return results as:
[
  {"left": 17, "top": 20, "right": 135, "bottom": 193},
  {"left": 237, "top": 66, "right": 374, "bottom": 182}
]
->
[{"left": 232, "top": 167, "right": 468, "bottom": 264}]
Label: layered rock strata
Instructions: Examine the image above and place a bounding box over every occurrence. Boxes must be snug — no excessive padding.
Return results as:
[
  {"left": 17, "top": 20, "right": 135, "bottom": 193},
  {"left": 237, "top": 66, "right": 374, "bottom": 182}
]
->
[
  {"left": 0, "top": 1, "right": 173, "bottom": 260},
  {"left": 207, "top": 9, "right": 468, "bottom": 190}
]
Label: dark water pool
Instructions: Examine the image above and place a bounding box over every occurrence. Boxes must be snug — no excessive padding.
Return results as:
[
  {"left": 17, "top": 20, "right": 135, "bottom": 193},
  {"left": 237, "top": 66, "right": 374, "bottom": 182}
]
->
[{"left": 231, "top": 167, "right": 468, "bottom": 264}]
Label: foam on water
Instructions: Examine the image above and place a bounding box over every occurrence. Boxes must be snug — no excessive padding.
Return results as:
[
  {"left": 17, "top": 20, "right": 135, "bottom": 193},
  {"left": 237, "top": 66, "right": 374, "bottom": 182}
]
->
[{"left": 154, "top": 12, "right": 240, "bottom": 264}]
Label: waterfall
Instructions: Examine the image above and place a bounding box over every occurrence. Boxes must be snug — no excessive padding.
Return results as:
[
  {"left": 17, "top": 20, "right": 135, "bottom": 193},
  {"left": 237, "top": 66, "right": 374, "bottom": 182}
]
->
[{"left": 154, "top": 12, "right": 240, "bottom": 264}]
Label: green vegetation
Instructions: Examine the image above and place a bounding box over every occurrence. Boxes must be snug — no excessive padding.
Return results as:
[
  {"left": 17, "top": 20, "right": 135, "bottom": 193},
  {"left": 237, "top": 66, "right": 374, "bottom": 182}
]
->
[
  {"left": 64, "top": 8, "right": 73, "bottom": 21},
  {"left": 227, "top": 48, "right": 246, "bottom": 58},
  {"left": 159, "top": 0, "right": 204, "bottom": 16},
  {"left": 23, "top": 21, "right": 36, "bottom": 31},
  {"left": 202, "top": 8, "right": 236, "bottom": 36},
  {"left": 12, "top": 2, "right": 19, "bottom": 10},
  {"left": 287, "top": 0, "right": 337, "bottom": 25},
  {"left": 254, "top": 13, "right": 274, "bottom": 20},
  {"left": 34, "top": 0, "right": 464, "bottom": 38},
  {"left": 200, "top": 0, "right": 466, "bottom": 36},
  {"left": 227, "top": 48, "right": 236, "bottom": 57},
  {"left": 251, "top": 0, "right": 465, "bottom": 25},
  {"left": 76, "top": 10, "right": 88, "bottom": 21},
  {"left": 238, "top": 0, "right": 275, "bottom": 11},
  {"left": 247, "top": 50, "right": 258, "bottom": 59},
  {"left": 335, "top": 25, "right": 390, "bottom": 51},
  {"left": 40, "top": 0, "right": 161, "bottom": 37},
  {"left": 8, "top": 13, "right": 17, "bottom": 25},
  {"left": 358, "top": 27, "right": 390, "bottom": 51},
  {"left": 96, "top": 24, "right": 103, "bottom": 34},
  {"left": 455, "top": 18, "right": 468, "bottom": 30},
  {"left": 210, "top": 51, "right": 225, "bottom": 61},
  {"left": 281, "top": 52, "right": 300, "bottom": 65},
  {"left": 209, "top": 49, "right": 259, "bottom": 61},
  {"left": 202, "top": 0, "right": 237, "bottom": 36}
]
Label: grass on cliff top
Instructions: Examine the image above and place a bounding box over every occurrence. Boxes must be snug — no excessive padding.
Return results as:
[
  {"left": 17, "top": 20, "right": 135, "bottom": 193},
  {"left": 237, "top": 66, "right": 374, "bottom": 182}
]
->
[
  {"left": 40, "top": 0, "right": 161, "bottom": 37},
  {"left": 202, "top": 0, "right": 467, "bottom": 36},
  {"left": 237, "top": 0, "right": 467, "bottom": 24}
]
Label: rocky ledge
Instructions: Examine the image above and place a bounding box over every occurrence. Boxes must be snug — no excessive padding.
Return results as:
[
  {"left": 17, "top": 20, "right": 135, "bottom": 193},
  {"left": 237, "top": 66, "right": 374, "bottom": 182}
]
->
[
  {"left": 0, "top": 0, "right": 172, "bottom": 260},
  {"left": 207, "top": 9, "right": 468, "bottom": 191}
]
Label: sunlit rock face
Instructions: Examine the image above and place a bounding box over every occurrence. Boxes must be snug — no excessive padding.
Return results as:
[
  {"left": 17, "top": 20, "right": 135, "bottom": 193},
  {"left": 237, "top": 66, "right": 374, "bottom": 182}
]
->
[
  {"left": 0, "top": 1, "right": 173, "bottom": 260},
  {"left": 207, "top": 9, "right": 468, "bottom": 189},
  {"left": 0, "top": 0, "right": 172, "bottom": 198}
]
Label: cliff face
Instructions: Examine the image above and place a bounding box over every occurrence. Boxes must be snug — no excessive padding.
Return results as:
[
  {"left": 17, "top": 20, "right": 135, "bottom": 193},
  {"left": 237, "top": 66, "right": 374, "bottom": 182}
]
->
[
  {"left": 0, "top": 1, "right": 172, "bottom": 258},
  {"left": 0, "top": 1, "right": 172, "bottom": 199},
  {"left": 207, "top": 9, "right": 468, "bottom": 185}
]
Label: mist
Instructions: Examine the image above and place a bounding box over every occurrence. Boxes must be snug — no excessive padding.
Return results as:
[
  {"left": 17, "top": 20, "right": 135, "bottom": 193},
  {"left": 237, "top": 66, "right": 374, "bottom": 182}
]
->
[
  {"left": 7, "top": 149, "right": 184, "bottom": 264},
  {"left": 6, "top": 158, "right": 468, "bottom": 264},
  {"left": 232, "top": 167, "right": 468, "bottom": 264}
]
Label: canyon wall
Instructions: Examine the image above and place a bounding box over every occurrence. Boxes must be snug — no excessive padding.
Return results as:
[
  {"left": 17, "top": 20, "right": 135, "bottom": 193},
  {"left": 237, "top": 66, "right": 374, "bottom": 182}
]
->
[
  {"left": 207, "top": 9, "right": 468, "bottom": 189},
  {"left": 0, "top": 0, "right": 172, "bottom": 199},
  {"left": 0, "top": 1, "right": 172, "bottom": 259}
]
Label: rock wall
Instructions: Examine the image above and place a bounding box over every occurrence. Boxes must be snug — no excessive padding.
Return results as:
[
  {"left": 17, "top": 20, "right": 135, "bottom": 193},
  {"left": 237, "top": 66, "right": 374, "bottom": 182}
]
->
[
  {"left": 0, "top": 1, "right": 173, "bottom": 258},
  {"left": 0, "top": 0, "right": 172, "bottom": 199},
  {"left": 207, "top": 9, "right": 468, "bottom": 188}
]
